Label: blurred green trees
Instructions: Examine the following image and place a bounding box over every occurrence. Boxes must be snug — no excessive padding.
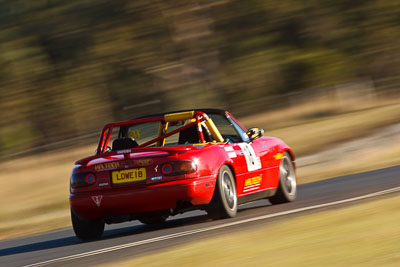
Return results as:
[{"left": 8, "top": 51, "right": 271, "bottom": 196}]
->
[{"left": 0, "top": 0, "right": 400, "bottom": 157}]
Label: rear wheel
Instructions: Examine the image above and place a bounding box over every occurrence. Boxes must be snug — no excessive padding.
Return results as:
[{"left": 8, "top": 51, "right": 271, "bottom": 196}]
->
[
  {"left": 206, "top": 165, "right": 237, "bottom": 219},
  {"left": 71, "top": 209, "right": 105, "bottom": 240},
  {"left": 269, "top": 152, "right": 297, "bottom": 204}
]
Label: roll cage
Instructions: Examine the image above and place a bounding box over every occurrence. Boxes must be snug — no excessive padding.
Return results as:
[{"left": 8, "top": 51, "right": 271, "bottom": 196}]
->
[{"left": 95, "top": 111, "right": 225, "bottom": 156}]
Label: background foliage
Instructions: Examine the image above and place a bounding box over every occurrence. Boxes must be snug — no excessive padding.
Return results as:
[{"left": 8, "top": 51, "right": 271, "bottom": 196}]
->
[{"left": 1, "top": 0, "right": 400, "bottom": 157}]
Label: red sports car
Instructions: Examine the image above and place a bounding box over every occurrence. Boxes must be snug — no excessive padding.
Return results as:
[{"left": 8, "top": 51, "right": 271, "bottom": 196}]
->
[{"left": 70, "top": 109, "right": 297, "bottom": 240}]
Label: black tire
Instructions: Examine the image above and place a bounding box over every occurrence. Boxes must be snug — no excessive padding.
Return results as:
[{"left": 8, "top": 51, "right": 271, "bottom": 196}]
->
[
  {"left": 71, "top": 209, "right": 105, "bottom": 240},
  {"left": 269, "top": 152, "right": 297, "bottom": 204},
  {"left": 206, "top": 165, "right": 237, "bottom": 219},
  {"left": 138, "top": 215, "right": 168, "bottom": 225}
]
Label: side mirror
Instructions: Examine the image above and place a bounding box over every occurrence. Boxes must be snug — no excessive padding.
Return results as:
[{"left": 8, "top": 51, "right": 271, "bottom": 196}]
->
[{"left": 247, "top": 127, "right": 264, "bottom": 140}]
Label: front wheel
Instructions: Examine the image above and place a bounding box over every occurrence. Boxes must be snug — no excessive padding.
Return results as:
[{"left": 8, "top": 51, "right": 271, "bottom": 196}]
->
[
  {"left": 206, "top": 165, "right": 237, "bottom": 219},
  {"left": 269, "top": 152, "right": 297, "bottom": 204},
  {"left": 71, "top": 209, "right": 105, "bottom": 240}
]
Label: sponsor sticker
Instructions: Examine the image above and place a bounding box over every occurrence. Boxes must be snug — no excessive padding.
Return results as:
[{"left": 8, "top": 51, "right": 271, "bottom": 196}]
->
[
  {"left": 243, "top": 176, "right": 262, "bottom": 192},
  {"left": 244, "top": 176, "right": 262, "bottom": 187},
  {"left": 224, "top": 146, "right": 234, "bottom": 152},
  {"left": 273, "top": 153, "right": 283, "bottom": 160},
  {"left": 117, "top": 149, "right": 132, "bottom": 154},
  {"left": 135, "top": 158, "right": 153, "bottom": 166},
  {"left": 228, "top": 152, "right": 237, "bottom": 158},
  {"left": 94, "top": 161, "right": 120, "bottom": 171},
  {"left": 91, "top": 195, "right": 103, "bottom": 207}
]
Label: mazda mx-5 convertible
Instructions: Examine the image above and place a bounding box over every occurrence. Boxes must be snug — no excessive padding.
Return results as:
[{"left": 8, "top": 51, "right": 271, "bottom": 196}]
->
[{"left": 70, "top": 109, "right": 297, "bottom": 240}]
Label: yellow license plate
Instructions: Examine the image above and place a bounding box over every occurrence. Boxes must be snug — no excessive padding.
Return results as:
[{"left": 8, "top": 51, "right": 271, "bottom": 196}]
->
[{"left": 112, "top": 168, "right": 146, "bottom": 184}]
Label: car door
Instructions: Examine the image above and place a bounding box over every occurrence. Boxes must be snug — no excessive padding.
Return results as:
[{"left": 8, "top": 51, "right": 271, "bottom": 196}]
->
[
  {"left": 209, "top": 112, "right": 266, "bottom": 196},
  {"left": 227, "top": 117, "right": 268, "bottom": 195},
  {"left": 248, "top": 136, "right": 278, "bottom": 189}
]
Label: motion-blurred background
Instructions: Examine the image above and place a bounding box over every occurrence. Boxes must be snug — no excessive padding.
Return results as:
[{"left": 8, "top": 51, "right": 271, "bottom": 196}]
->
[
  {"left": 1, "top": 0, "right": 400, "bottom": 159},
  {"left": 1, "top": 0, "right": 400, "bottom": 239}
]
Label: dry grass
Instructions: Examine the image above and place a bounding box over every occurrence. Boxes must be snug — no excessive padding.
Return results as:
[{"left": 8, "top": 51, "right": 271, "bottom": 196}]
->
[
  {"left": 243, "top": 101, "right": 400, "bottom": 156},
  {"left": 1, "top": 97, "right": 400, "bottom": 239},
  {"left": 298, "top": 123, "right": 400, "bottom": 183},
  {"left": 0, "top": 146, "right": 91, "bottom": 239},
  {"left": 100, "top": 194, "right": 400, "bottom": 267}
]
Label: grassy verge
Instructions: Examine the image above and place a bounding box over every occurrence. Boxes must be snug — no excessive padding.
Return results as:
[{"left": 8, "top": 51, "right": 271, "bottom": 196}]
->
[
  {"left": 244, "top": 101, "right": 400, "bottom": 156},
  {"left": 101, "top": 194, "right": 400, "bottom": 267},
  {"left": 298, "top": 140, "right": 400, "bottom": 184},
  {"left": 1, "top": 100, "right": 400, "bottom": 239},
  {"left": 0, "top": 146, "right": 90, "bottom": 239}
]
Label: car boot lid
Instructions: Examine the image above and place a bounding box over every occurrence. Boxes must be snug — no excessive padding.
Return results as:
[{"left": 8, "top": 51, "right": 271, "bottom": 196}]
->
[{"left": 75, "top": 146, "right": 201, "bottom": 167}]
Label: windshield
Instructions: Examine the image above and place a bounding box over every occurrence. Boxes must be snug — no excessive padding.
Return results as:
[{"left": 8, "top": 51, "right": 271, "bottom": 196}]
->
[{"left": 208, "top": 113, "right": 245, "bottom": 143}]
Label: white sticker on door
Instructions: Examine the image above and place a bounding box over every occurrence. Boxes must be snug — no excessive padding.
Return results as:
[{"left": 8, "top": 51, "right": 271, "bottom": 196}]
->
[{"left": 238, "top": 143, "right": 262, "bottom": 171}]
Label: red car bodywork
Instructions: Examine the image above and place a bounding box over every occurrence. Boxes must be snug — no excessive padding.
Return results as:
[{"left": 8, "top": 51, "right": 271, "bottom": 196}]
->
[{"left": 70, "top": 109, "right": 295, "bottom": 224}]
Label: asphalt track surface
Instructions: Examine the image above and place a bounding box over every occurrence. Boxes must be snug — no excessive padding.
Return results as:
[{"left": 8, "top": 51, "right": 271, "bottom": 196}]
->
[{"left": 1, "top": 166, "right": 400, "bottom": 267}]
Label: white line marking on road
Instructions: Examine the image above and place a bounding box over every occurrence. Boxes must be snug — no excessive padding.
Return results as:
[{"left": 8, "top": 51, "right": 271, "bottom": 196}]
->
[{"left": 24, "top": 186, "right": 400, "bottom": 267}]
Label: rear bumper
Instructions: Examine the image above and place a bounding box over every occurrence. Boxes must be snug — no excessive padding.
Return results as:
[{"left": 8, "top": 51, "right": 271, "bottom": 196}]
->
[{"left": 70, "top": 176, "right": 215, "bottom": 220}]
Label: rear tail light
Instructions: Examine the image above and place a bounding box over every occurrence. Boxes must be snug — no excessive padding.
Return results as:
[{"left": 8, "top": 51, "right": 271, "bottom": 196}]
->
[
  {"left": 161, "top": 163, "right": 173, "bottom": 175},
  {"left": 85, "top": 173, "right": 96, "bottom": 184},
  {"left": 160, "top": 160, "right": 197, "bottom": 176},
  {"left": 71, "top": 172, "right": 97, "bottom": 188}
]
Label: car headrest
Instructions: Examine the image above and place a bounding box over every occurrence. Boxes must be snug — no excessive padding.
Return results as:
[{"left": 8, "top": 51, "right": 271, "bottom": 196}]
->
[{"left": 112, "top": 137, "right": 139, "bottom": 150}]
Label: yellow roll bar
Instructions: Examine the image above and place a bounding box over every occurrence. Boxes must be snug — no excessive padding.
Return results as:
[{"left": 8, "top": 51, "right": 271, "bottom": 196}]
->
[
  {"left": 164, "top": 111, "right": 194, "bottom": 122},
  {"left": 157, "top": 122, "right": 168, "bottom": 146},
  {"left": 161, "top": 110, "right": 225, "bottom": 144},
  {"left": 205, "top": 119, "right": 224, "bottom": 143}
]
